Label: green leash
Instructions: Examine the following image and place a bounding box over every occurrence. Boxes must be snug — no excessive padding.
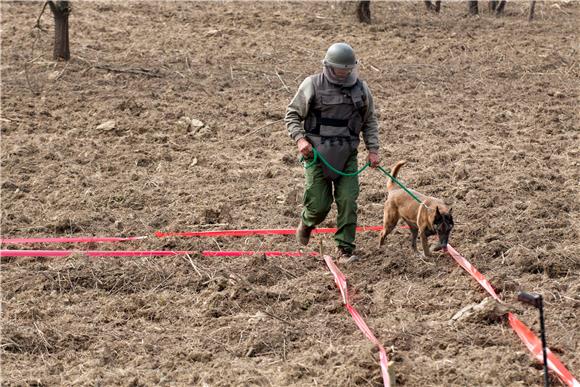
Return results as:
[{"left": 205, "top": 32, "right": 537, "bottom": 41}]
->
[
  {"left": 301, "top": 148, "right": 425, "bottom": 206},
  {"left": 302, "top": 147, "right": 370, "bottom": 176},
  {"left": 377, "top": 165, "right": 425, "bottom": 206}
]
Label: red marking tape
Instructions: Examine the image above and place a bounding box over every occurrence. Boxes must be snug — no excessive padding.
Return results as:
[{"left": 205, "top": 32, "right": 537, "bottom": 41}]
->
[
  {"left": 3, "top": 226, "right": 576, "bottom": 385},
  {"left": 1, "top": 225, "right": 405, "bottom": 244},
  {"left": 324, "top": 255, "right": 391, "bottom": 387},
  {"left": 446, "top": 245, "right": 501, "bottom": 302},
  {"left": 201, "top": 251, "right": 318, "bottom": 257},
  {"left": 0, "top": 250, "right": 318, "bottom": 258},
  {"left": 446, "top": 244, "right": 579, "bottom": 387},
  {"left": 0, "top": 250, "right": 191, "bottom": 257},
  {"left": 0, "top": 229, "right": 378, "bottom": 244},
  {"left": 155, "top": 226, "right": 384, "bottom": 238},
  {"left": 0, "top": 236, "right": 147, "bottom": 245},
  {"left": 324, "top": 254, "right": 349, "bottom": 304},
  {"left": 1, "top": 250, "right": 73, "bottom": 257},
  {"left": 508, "top": 313, "right": 580, "bottom": 387}
]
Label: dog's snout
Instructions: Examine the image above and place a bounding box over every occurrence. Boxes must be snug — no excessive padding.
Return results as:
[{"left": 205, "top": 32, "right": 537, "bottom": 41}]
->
[{"left": 438, "top": 236, "right": 449, "bottom": 248}]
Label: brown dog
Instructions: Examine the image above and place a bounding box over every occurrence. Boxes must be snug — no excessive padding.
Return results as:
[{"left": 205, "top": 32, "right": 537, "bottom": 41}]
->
[{"left": 378, "top": 161, "right": 454, "bottom": 257}]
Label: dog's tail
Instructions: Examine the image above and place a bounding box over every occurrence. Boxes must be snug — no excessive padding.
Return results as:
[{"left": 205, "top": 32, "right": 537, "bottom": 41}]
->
[{"left": 387, "top": 160, "right": 406, "bottom": 191}]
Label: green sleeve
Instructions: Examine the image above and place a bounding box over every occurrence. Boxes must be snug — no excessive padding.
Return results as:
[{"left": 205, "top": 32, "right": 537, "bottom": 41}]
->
[
  {"left": 284, "top": 76, "right": 315, "bottom": 143},
  {"left": 361, "top": 81, "right": 380, "bottom": 152}
]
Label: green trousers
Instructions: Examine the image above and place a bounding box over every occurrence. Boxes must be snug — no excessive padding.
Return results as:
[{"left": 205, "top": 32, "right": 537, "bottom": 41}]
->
[{"left": 301, "top": 152, "right": 359, "bottom": 253}]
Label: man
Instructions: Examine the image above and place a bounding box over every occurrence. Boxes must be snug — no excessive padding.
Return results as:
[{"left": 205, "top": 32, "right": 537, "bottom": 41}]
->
[{"left": 285, "top": 42, "right": 380, "bottom": 262}]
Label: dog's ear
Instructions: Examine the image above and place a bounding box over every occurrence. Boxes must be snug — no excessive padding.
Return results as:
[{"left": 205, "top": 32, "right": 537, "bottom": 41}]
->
[
  {"left": 434, "top": 206, "right": 443, "bottom": 223},
  {"left": 446, "top": 208, "right": 454, "bottom": 225},
  {"left": 447, "top": 208, "right": 453, "bottom": 221}
]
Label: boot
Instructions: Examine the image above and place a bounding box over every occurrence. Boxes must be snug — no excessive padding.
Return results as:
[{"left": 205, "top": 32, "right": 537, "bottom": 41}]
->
[
  {"left": 296, "top": 220, "right": 315, "bottom": 246},
  {"left": 336, "top": 247, "right": 360, "bottom": 264}
]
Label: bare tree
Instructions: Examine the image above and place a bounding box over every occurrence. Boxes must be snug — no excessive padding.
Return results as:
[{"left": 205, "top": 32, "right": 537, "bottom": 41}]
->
[
  {"left": 529, "top": 0, "right": 536, "bottom": 20},
  {"left": 424, "top": 1, "right": 441, "bottom": 13},
  {"left": 357, "top": 1, "right": 371, "bottom": 24},
  {"left": 495, "top": 1, "right": 506, "bottom": 14},
  {"left": 468, "top": 0, "right": 479, "bottom": 15},
  {"left": 47, "top": 1, "right": 71, "bottom": 61},
  {"left": 489, "top": 0, "right": 507, "bottom": 15}
]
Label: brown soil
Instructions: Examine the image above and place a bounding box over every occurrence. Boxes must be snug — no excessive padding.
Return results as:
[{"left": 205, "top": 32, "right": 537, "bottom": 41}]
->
[{"left": 1, "top": 1, "right": 579, "bottom": 386}]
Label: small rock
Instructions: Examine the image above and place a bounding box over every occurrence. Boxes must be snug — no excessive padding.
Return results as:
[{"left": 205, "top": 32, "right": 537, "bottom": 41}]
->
[
  {"left": 193, "top": 126, "right": 213, "bottom": 139},
  {"left": 494, "top": 110, "right": 513, "bottom": 123},
  {"left": 177, "top": 116, "right": 191, "bottom": 129},
  {"left": 96, "top": 120, "right": 116, "bottom": 131},
  {"left": 248, "top": 311, "right": 267, "bottom": 324},
  {"left": 205, "top": 29, "right": 221, "bottom": 37},
  {"left": 451, "top": 298, "right": 510, "bottom": 324},
  {"left": 190, "top": 118, "right": 204, "bottom": 128},
  {"left": 48, "top": 70, "right": 60, "bottom": 80},
  {"left": 180, "top": 117, "right": 205, "bottom": 134}
]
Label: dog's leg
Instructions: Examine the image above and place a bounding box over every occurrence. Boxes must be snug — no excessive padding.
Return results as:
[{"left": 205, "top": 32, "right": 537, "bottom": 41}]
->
[
  {"left": 409, "top": 226, "right": 419, "bottom": 252},
  {"left": 379, "top": 204, "right": 399, "bottom": 248},
  {"left": 419, "top": 228, "right": 432, "bottom": 257}
]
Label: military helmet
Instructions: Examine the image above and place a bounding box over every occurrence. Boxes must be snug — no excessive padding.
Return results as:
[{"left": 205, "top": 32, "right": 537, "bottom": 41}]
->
[{"left": 322, "top": 43, "right": 357, "bottom": 69}]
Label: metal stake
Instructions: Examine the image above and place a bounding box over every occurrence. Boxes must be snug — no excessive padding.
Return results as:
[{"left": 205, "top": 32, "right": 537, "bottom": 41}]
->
[{"left": 517, "top": 291, "right": 549, "bottom": 387}]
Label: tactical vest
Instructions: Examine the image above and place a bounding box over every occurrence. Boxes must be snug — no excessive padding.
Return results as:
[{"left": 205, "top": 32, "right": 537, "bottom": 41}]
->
[{"left": 304, "top": 73, "right": 367, "bottom": 180}]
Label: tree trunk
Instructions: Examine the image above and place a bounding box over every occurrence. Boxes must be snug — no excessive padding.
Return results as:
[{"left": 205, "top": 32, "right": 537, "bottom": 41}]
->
[
  {"left": 424, "top": 1, "right": 441, "bottom": 12},
  {"left": 434, "top": 1, "right": 441, "bottom": 12},
  {"left": 529, "top": 0, "right": 536, "bottom": 20},
  {"left": 48, "top": 1, "right": 71, "bottom": 61},
  {"left": 357, "top": 1, "right": 371, "bottom": 24},
  {"left": 468, "top": 0, "right": 479, "bottom": 15},
  {"left": 495, "top": 0, "right": 506, "bottom": 15},
  {"left": 489, "top": 0, "right": 498, "bottom": 12}
]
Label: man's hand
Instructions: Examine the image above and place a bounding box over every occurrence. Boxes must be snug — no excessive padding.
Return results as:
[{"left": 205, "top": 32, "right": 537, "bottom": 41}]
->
[
  {"left": 368, "top": 151, "right": 380, "bottom": 168},
  {"left": 297, "top": 138, "right": 313, "bottom": 158}
]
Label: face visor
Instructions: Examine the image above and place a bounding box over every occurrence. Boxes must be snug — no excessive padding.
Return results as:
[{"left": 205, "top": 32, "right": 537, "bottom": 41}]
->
[
  {"left": 330, "top": 66, "right": 353, "bottom": 80},
  {"left": 322, "top": 62, "right": 359, "bottom": 87}
]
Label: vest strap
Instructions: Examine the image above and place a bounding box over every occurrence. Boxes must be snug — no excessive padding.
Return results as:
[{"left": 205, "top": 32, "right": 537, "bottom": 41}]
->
[
  {"left": 311, "top": 110, "right": 321, "bottom": 135},
  {"left": 319, "top": 117, "right": 350, "bottom": 127}
]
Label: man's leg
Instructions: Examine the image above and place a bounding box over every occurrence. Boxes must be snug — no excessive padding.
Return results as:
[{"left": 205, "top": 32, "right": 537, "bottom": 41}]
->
[
  {"left": 333, "top": 152, "right": 360, "bottom": 253},
  {"left": 301, "top": 162, "right": 333, "bottom": 229}
]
